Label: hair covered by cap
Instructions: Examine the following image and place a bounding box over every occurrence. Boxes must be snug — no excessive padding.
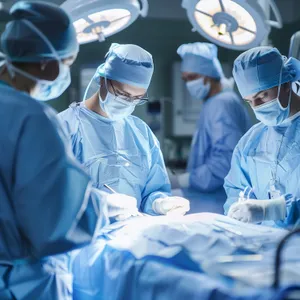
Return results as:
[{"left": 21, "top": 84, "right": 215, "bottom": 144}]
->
[
  {"left": 94, "top": 43, "right": 154, "bottom": 89},
  {"left": 177, "top": 42, "right": 224, "bottom": 79},
  {"left": 233, "top": 46, "right": 300, "bottom": 98},
  {"left": 1, "top": 1, "right": 79, "bottom": 62}
]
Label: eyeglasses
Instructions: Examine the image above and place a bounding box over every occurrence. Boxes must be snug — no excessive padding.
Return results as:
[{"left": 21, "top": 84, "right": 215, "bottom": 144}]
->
[{"left": 109, "top": 80, "right": 149, "bottom": 106}]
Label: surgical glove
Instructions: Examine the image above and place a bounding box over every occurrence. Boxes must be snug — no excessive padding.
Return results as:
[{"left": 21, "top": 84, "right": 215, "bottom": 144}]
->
[
  {"left": 105, "top": 193, "right": 139, "bottom": 221},
  {"left": 228, "top": 195, "right": 289, "bottom": 223},
  {"left": 152, "top": 197, "right": 190, "bottom": 215}
]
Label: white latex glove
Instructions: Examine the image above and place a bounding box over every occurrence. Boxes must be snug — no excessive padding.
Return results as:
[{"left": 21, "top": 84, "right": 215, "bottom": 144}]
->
[
  {"left": 228, "top": 195, "right": 289, "bottom": 223},
  {"left": 152, "top": 197, "right": 190, "bottom": 216},
  {"left": 105, "top": 193, "right": 139, "bottom": 221},
  {"left": 167, "top": 168, "right": 190, "bottom": 189}
]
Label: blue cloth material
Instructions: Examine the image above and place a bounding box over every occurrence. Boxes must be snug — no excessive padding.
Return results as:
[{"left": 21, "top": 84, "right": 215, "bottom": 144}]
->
[
  {"left": 1, "top": 1, "right": 79, "bottom": 62},
  {"left": 172, "top": 187, "right": 226, "bottom": 214},
  {"left": 0, "top": 82, "right": 108, "bottom": 299},
  {"left": 233, "top": 47, "right": 300, "bottom": 98},
  {"left": 58, "top": 103, "right": 171, "bottom": 215},
  {"left": 94, "top": 43, "right": 154, "bottom": 89},
  {"left": 177, "top": 42, "right": 224, "bottom": 79},
  {"left": 224, "top": 115, "right": 300, "bottom": 228},
  {"left": 187, "top": 91, "right": 252, "bottom": 192},
  {"left": 71, "top": 213, "right": 295, "bottom": 300},
  {"left": 181, "top": 187, "right": 226, "bottom": 214}
]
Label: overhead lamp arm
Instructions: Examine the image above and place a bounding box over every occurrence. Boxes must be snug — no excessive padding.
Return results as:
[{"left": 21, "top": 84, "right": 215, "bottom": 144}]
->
[
  {"left": 263, "top": 0, "right": 282, "bottom": 29},
  {"left": 139, "top": 0, "right": 148, "bottom": 17}
]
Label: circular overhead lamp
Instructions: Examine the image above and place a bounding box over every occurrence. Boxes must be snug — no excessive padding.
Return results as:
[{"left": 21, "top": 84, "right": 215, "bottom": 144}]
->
[
  {"left": 61, "top": 0, "right": 148, "bottom": 44},
  {"left": 182, "top": 0, "right": 282, "bottom": 51}
]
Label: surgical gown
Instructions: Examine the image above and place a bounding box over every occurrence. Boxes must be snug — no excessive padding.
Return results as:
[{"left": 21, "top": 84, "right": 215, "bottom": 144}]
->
[
  {"left": 224, "top": 116, "right": 300, "bottom": 228},
  {"left": 58, "top": 103, "right": 171, "bottom": 215},
  {"left": 187, "top": 91, "right": 251, "bottom": 192},
  {"left": 0, "top": 82, "right": 109, "bottom": 299}
]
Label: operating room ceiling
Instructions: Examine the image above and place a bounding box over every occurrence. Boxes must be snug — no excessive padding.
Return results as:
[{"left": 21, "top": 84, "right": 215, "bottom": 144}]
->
[{"left": 1, "top": 0, "right": 300, "bottom": 24}]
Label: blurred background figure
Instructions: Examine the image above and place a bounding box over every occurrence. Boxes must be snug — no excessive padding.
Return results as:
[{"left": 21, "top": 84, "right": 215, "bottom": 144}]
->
[{"left": 168, "top": 42, "right": 251, "bottom": 212}]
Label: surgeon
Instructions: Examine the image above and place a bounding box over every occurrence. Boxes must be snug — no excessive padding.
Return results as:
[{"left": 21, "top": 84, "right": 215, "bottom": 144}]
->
[
  {"left": 224, "top": 46, "right": 300, "bottom": 228},
  {"left": 0, "top": 2, "right": 139, "bottom": 299},
  {"left": 169, "top": 42, "right": 251, "bottom": 193},
  {"left": 59, "top": 43, "right": 190, "bottom": 216}
]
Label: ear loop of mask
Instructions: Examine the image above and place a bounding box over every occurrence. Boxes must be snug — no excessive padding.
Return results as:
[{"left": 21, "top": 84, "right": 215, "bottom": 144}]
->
[
  {"left": 257, "top": 59, "right": 285, "bottom": 110},
  {"left": 82, "top": 74, "right": 104, "bottom": 106},
  {"left": 276, "top": 60, "right": 284, "bottom": 107},
  {"left": 103, "top": 63, "right": 112, "bottom": 103},
  {"left": 83, "top": 77, "right": 94, "bottom": 104},
  {"left": 83, "top": 61, "right": 110, "bottom": 104},
  {"left": 276, "top": 57, "right": 293, "bottom": 112}
]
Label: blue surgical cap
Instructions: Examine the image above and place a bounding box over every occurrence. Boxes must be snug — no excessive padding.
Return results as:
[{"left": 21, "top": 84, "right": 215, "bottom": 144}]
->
[
  {"left": 1, "top": 1, "right": 79, "bottom": 62},
  {"left": 233, "top": 47, "right": 300, "bottom": 98},
  {"left": 94, "top": 43, "right": 154, "bottom": 89},
  {"left": 177, "top": 42, "right": 224, "bottom": 79}
]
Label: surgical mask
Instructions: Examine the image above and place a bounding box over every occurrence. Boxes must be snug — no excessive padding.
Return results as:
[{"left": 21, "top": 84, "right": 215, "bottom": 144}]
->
[
  {"left": 186, "top": 77, "right": 210, "bottom": 100},
  {"left": 99, "top": 89, "right": 136, "bottom": 121},
  {"left": 253, "top": 62, "right": 292, "bottom": 126},
  {"left": 8, "top": 62, "right": 70, "bottom": 101},
  {"left": 253, "top": 85, "right": 291, "bottom": 126},
  {"left": 5, "top": 20, "right": 71, "bottom": 101}
]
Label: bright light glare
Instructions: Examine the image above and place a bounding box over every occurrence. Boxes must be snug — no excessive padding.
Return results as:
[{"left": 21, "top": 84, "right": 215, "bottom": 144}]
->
[
  {"left": 73, "top": 9, "right": 132, "bottom": 44},
  {"left": 194, "top": 0, "right": 257, "bottom": 46},
  {"left": 218, "top": 23, "right": 226, "bottom": 35}
]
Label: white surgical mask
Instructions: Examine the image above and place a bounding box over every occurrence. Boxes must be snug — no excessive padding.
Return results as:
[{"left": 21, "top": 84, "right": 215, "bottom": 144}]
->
[
  {"left": 6, "top": 19, "right": 71, "bottom": 101},
  {"left": 186, "top": 77, "right": 210, "bottom": 100},
  {"left": 99, "top": 89, "right": 136, "bottom": 121}
]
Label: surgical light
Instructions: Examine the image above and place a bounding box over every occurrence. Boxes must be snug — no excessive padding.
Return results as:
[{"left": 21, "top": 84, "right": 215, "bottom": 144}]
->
[
  {"left": 61, "top": 0, "right": 148, "bottom": 44},
  {"left": 182, "top": 0, "right": 282, "bottom": 51}
]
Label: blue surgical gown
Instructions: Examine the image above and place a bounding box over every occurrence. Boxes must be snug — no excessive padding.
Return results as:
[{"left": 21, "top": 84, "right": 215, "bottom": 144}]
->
[
  {"left": 0, "top": 83, "right": 109, "bottom": 299},
  {"left": 58, "top": 103, "right": 171, "bottom": 214},
  {"left": 224, "top": 116, "right": 300, "bottom": 228},
  {"left": 187, "top": 91, "right": 251, "bottom": 192}
]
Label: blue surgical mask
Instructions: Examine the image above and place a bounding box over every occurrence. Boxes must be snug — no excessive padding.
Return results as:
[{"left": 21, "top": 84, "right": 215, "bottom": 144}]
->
[
  {"left": 253, "top": 84, "right": 291, "bottom": 126},
  {"left": 8, "top": 62, "right": 71, "bottom": 101},
  {"left": 6, "top": 19, "right": 71, "bottom": 101},
  {"left": 33, "top": 64, "right": 71, "bottom": 101},
  {"left": 99, "top": 90, "right": 136, "bottom": 121},
  {"left": 186, "top": 77, "right": 210, "bottom": 100}
]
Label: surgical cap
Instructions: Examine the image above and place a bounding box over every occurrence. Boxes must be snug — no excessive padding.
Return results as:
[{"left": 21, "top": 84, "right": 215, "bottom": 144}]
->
[
  {"left": 94, "top": 43, "right": 154, "bottom": 89},
  {"left": 177, "top": 42, "right": 224, "bottom": 79},
  {"left": 233, "top": 47, "right": 300, "bottom": 98},
  {"left": 1, "top": 1, "right": 79, "bottom": 62}
]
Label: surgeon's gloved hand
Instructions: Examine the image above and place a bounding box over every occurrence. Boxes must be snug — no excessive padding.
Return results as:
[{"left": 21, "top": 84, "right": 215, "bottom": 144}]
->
[
  {"left": 228, "top": 194, "right": 291, "bottom": 223},
  {"left": 152, "top": 197, "right": 190, "bottom": 216},
  {"left": 167, "top": 168, "right": 190, "bottom": 189},
  {"left": 105, "top": 193, "right": 139, "bottom": 221}
]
